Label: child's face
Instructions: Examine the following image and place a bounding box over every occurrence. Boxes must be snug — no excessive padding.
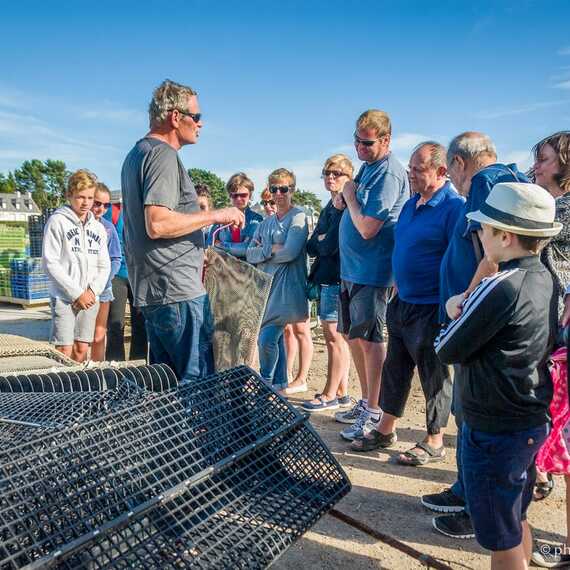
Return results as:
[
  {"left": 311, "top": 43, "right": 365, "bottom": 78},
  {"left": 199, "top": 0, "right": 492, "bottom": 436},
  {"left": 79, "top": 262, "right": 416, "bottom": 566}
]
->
[
  {"left": 479, "top": 223, "right": 506, "bottom": 263},
  {"left": 68, "top": 187, "right": 95, "bottom": 220},
  {"left": 91, "top": 191, "right": 111, "bottom": 220},
  {"left": 197, "top": 196, "right": 210, "bottom": 212}
]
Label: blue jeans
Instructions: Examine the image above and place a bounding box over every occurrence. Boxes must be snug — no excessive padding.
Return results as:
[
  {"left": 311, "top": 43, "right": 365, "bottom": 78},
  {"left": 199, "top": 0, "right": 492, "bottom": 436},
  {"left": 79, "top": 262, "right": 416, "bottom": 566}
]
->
[
  {"left": 258, "top": 324, "right": 288, "bottom": 389},
  {"left": 450, "top": 364, "right": 469, "bottom": 513},
  {"left": 141, "top": 295, "right": 214, "bottom": 382}
]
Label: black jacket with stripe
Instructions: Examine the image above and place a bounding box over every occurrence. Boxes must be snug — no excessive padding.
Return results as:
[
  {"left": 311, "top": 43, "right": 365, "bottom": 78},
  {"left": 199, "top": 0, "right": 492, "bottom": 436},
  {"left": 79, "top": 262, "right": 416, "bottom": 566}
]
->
[{"left": 435, "top": 255, "right": 557, "bottom": 433}]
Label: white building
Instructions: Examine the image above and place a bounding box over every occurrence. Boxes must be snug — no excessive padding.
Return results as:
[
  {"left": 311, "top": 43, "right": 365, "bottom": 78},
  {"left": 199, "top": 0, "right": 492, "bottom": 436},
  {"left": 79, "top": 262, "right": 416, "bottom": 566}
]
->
[{"left": 0, "top": 192, "right": 41, "bottom": 222}]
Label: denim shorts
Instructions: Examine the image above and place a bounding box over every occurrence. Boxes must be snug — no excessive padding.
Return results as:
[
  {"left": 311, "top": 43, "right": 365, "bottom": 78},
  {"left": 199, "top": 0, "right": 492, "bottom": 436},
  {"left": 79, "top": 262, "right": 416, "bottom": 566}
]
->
[
  {"left": 318, "top": 284, "right": 340, "bottom": 322},
  {"left": 462, "top": 422, "right": 549, "bottom": 551}
]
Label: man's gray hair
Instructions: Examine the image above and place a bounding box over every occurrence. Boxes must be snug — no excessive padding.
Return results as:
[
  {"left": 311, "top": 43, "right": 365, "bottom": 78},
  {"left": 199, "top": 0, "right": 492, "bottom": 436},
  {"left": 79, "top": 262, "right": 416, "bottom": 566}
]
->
[
  {"left": 411, "top": 141, "right": 447, "bottom": 169},
  {"left": 447, "top": 131, "right": 497, "bottom": 166},
  {"left": 148, "top": 79, "right": 197, "bottom": 127}
]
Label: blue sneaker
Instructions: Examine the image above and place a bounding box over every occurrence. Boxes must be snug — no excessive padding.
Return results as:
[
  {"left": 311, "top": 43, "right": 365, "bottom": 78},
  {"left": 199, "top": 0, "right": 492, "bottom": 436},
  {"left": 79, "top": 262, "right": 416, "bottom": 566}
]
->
[{"left": 302, "top": 396, "right": 339, "bottom": 413}]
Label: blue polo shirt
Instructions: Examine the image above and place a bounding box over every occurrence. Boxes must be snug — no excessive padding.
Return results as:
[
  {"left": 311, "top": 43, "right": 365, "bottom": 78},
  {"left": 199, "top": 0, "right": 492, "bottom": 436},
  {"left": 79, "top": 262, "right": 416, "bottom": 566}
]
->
[
  {"left": 393, "top": 183, "right": 464, "bottom": 305},
  {"left": 339, "top": 153, "right": 409, "bottom": 287},
  {"left": 439, "top": 163, "right": 529, "bottom": 321}
]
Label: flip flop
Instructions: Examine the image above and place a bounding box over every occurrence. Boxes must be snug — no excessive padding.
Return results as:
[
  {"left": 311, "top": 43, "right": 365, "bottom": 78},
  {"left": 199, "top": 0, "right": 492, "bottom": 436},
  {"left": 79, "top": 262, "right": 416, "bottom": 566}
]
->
[
  {"left": 282, "top": 382, "right": 308, "bottom": 395},
  {"left": 397, "top": 442, "right": 446, "bottom": 466},
  {"left": 533, "top": 473, "right": 554, "bottom": 501}
]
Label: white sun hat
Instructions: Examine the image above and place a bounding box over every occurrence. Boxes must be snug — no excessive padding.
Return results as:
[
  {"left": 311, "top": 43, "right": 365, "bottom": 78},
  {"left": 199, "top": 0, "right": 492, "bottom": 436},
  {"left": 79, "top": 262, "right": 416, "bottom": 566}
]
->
[{"left": 466, "top": 182, "right": 562, "bottom": 237}]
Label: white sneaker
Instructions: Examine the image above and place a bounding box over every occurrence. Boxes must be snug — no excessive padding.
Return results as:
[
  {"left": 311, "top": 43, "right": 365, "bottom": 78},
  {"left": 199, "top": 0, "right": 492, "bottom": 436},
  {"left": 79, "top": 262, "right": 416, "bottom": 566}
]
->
[
  {"left": 335, "top": 399, "right": 365, "bottom": 424},
  {"left": 340, "top": 409, "right": 371, "bottom": 441}
]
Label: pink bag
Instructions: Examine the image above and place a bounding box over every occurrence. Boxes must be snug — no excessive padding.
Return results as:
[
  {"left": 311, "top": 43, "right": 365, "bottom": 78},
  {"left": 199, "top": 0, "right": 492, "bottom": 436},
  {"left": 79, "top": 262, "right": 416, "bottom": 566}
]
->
[{"left": 536, "top": 347, "right": 570, "bottom": 475}]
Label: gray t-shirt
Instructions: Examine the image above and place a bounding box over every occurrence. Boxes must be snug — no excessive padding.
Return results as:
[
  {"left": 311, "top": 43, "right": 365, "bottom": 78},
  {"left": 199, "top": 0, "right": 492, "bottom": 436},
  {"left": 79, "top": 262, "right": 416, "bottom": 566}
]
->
[{"left": 121, "top": 137, "right": 205, "bottom": 307}]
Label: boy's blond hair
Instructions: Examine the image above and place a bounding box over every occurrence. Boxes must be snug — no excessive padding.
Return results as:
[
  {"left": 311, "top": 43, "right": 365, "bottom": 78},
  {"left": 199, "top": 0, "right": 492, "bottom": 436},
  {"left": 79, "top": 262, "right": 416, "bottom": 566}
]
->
[{"left": 67, "top": 169, "right": 97, "bottom": 197}]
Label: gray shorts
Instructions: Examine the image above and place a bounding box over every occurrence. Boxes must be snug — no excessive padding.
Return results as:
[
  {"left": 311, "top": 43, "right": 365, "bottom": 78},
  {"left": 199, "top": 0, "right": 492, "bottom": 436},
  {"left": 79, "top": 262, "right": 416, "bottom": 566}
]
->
[
  {"left": 50, "top": 297, "right": 100, "bottom": 346},
  {"left": 337, "top": 280, "right": 390, "bottom": 342}
]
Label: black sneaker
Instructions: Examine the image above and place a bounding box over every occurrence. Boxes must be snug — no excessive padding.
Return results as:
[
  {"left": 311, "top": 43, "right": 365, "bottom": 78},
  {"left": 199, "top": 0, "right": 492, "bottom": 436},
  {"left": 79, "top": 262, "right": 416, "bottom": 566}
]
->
[
  {"left": 532, "top": 543, "right": 570, "bottom": 568},
  {"left": 432, "top": 512, "right": 475, "bottom": 539},
  {"left": 421, "top": 488, "right": 465, "bottom": 513}
]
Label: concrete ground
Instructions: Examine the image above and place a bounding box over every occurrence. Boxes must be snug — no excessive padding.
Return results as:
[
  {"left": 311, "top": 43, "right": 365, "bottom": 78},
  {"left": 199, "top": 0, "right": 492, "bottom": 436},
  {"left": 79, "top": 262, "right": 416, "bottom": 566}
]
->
[{"left": 0, "top": 304, "right": 566, "bottom": 569}]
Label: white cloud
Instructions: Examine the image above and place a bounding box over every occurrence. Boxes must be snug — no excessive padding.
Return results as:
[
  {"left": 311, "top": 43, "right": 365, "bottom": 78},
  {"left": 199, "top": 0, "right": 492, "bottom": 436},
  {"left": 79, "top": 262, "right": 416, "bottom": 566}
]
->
[
  {"left": 78, "top": 106, "right": 146, "bottom": 123},
  {"left": 554, "top": 80, "right": 570, "bottom": 90},
  {"left": 476, "top": 100, "right": 568, "bottom": 119},
  {"left": 558, "top": 46, "right": 570, "bottom": 56},
  {"left": 502, "top": 150, "right": 532, "bottom": 171},
  {"left": 391, "top": 133, "right": 430, "bottom": 151}
]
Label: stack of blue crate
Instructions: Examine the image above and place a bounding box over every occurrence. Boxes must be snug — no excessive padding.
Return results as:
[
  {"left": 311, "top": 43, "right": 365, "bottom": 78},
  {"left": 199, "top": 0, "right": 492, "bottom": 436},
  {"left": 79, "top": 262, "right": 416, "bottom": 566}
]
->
[
  {"left": 10, "top": 258, "right": 49, "bottom": 300},
  {"left": 28, "top": 216, "right": 44, "bottom": 257}
]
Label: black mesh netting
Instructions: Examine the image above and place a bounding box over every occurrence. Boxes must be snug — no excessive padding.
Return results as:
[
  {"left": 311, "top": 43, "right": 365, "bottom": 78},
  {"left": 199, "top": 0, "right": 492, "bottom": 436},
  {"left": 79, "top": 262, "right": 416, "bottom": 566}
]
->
[{"left": 0, "top": 365, "right": 351, "bottom": 569}]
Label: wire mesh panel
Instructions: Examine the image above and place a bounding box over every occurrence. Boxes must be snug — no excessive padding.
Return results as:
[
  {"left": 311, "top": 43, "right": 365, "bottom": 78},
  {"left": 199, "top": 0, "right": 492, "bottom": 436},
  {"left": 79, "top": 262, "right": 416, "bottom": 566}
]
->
[
  {"left": 0, "top": 365, "right": 351, "bottom": 569},
  {"left": 204, "top": 249, "right": 273, "bottom": 371}
]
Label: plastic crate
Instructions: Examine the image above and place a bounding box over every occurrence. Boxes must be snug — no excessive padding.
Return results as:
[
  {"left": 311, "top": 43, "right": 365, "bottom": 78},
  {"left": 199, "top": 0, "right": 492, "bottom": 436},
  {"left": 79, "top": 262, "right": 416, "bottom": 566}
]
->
[
  {"left": 10, "top": 258, "right": 43, "bottom": 273},
  {"left": 0, "top": 365, "right": 351, "bottom": 569}
]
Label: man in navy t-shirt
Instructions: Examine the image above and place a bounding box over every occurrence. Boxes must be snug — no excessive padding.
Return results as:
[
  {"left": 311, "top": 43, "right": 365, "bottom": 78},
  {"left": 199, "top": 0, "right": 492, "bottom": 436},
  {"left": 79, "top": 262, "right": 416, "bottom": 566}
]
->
[
  {"left": 421, "top": 131, "right": 529, "bottom": 539},
  {"left": 334, "top": 109, "right": 409, "bottom": 441},
  {"left": 352, "top": 142, "right": 463, "bottom": 458}
]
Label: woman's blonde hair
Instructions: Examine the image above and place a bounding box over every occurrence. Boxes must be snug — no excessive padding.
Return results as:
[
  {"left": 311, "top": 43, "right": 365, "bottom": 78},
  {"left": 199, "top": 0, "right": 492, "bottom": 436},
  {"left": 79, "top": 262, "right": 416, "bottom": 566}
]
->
[
  {"left": 67, "top": 169, "right": 97, "bottom": 197},
  {"left": 323, "top": 154, "right": 354, "bottom": 178},
  {"left": 268, "top": 168, "right": 296, "bottom": 189}
]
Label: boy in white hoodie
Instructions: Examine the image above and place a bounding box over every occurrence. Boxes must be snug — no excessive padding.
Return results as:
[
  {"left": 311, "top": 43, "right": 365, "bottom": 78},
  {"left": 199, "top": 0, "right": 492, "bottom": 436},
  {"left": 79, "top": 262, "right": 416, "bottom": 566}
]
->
[{"left": 42, "top": 169, "right": 111, "bottom": 362}]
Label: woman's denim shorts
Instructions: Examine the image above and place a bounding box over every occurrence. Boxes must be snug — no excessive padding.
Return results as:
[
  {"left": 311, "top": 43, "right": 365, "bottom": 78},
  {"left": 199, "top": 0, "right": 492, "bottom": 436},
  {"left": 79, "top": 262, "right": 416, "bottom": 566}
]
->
[{"left": 318, "top": 284, "right": 340, "bottom": 322}]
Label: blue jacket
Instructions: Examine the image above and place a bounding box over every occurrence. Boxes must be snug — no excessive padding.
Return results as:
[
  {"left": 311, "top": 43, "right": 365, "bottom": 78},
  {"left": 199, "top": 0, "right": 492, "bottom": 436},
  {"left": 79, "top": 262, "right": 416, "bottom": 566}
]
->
[
  {"left": 210, "top": 207, "right": 263, "bottom": 258},
  {"left": 103, "top": 205, "right": 128, "bottom": 280}
]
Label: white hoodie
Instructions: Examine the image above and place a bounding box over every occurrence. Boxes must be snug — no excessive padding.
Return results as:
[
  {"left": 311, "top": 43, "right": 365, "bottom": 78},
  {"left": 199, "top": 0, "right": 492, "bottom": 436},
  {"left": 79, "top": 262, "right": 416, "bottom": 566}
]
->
[{"left": 42, "top": 206, "right": 111, "bottom": 302}]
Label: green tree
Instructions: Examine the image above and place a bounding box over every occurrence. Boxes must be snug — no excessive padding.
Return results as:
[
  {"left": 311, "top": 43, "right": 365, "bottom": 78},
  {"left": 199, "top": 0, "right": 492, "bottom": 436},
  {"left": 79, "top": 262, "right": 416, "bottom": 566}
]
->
[
  {"left": 0, "top": 172, "right": 17, "bottom": 193},
  {"left": 13, "top": 159, "right": 69, "bottom": 210},
  {"left": 188, "top": 168, "right": 229, "bottom": 208},
  {"left": 293, "top": 189, "right": 322, "bottom": 212}
]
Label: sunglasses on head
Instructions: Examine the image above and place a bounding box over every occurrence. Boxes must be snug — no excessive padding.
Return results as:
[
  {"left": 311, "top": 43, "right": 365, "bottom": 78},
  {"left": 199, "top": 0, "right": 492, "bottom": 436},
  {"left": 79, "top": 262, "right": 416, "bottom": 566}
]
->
[
  {"left": 269, "top": 185, "right": 291, "bottom": 194},
  {"left": 353, "top": 132, "right": 380, "bottom": 147},
  {"left": 93, "top": 200, "right": 111, "bottom": 208},
  {"left": 230, "top": 192, "right": 249, "bottom": 199},
  {"left": 322, "top": 169, "right": 347, "bottom": 179},
  {"left": 261, "top": 200, "right": 276, "bottom": 206}
]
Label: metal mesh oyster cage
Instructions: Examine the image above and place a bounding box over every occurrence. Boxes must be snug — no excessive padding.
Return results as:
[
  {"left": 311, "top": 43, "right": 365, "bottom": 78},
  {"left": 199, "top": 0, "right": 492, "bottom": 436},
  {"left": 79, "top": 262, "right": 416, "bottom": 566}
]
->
[{"left": 0, "top": 364, "right": 351, "bottom": 569}]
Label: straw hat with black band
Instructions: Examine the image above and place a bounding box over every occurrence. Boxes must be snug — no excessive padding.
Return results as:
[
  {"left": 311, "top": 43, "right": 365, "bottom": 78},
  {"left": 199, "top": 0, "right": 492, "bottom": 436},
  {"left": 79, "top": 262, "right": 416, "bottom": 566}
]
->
[{"left": 466, "top": 182, "right": 562, "bottom": 238}]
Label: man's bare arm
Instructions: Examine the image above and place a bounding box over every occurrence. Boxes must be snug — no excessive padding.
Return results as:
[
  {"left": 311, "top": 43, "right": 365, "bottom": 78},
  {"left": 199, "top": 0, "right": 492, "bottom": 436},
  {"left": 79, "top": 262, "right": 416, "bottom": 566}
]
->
[
  {"left": 145, "top": 205, "right": 244, "bottom": 240},
  {"left": 342, "top": 181, "right": 384, "bottom": 240}
]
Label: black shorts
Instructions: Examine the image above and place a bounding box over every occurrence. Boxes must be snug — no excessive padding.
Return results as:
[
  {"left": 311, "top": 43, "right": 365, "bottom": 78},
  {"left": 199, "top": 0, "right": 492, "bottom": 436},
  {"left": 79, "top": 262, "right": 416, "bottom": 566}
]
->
[{"left": 337, "top": 280, "right": 389, "bottom": 342}]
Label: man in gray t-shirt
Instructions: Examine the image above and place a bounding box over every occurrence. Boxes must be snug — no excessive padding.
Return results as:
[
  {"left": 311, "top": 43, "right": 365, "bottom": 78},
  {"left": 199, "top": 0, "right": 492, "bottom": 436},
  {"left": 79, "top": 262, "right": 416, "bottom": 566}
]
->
[{"left": 121, "top": 79, "right": 243, "bottom": 381}]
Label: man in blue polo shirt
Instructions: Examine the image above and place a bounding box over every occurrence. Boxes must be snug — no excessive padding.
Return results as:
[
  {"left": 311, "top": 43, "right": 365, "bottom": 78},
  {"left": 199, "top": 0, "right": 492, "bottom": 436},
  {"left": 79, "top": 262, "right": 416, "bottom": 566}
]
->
[
  {"left": 352, "top": 142, "right": 464, "bottom": 454},
  {"left": 421, "top": 131, "right": 529, "bottom": 539},
  {"left": 334, "top": 109, "right": 409, "bottom": 441}
]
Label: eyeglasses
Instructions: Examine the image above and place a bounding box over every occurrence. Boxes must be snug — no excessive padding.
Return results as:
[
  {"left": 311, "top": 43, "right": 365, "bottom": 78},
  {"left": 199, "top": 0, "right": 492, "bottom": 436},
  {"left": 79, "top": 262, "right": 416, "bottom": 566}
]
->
[
  {"left": 261, "top": 200, "right": 276, "bottom": 206},
  {"left": 170, "top": 108, "right": 202, "bottom": 123},
  {"left": 93, "top": 200, "right": 111, "bottom": 209},
  {"left": 321, "top": 169, "right": 348, "bottom": 179},
  {"left": 230, "top": 192, "right": 249, "bottom": 199},
  {"left": 269, "top": 185, "right": 292, "bottom": 194},
  {"left": 354, "top": 132, "right": 380, "bottom": 147}
]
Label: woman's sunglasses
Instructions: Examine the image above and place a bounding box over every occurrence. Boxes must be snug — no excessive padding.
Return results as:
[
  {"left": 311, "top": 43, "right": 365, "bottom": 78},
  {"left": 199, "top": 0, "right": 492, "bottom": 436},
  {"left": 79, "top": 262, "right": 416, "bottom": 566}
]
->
[
  {"left": 269, "top": 185, "right": 292, "bottom": 194},
  {"left": 321, "top": 169, "right": 348, "bottom": 179},
  {"left": 93, "top": 200, "right": 111, "bottom": 208},
  {"left": 261, "top": 200, "right": 276, "bottom": 206}
]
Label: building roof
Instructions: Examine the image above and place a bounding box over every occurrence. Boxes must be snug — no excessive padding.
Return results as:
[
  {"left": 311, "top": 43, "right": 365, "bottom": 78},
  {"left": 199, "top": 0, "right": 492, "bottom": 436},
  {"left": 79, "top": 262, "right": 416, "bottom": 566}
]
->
[{"left": 0, "top": 192, "right": 41, "bottom": 215}]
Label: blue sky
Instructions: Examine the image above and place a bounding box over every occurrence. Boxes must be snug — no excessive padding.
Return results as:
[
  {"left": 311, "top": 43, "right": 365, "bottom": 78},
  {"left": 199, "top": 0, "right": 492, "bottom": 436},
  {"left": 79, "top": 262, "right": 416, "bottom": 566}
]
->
[{"left": 1, "top": 0, "right": 569, "bottom": 203}]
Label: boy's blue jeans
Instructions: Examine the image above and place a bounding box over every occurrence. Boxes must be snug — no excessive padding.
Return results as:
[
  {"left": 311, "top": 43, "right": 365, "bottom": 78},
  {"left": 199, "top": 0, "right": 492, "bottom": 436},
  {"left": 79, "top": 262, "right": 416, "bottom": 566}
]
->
[
  {"left": 258, "top": 324, "right": 288, "bottom": 389},
  {"left": 141, "top": 295, "right": 214, "bottom": 382}
]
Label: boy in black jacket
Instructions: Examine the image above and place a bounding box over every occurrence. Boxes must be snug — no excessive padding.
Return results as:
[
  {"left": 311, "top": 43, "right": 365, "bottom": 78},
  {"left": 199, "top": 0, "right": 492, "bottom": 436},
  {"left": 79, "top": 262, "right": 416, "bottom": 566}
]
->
[{"left": 435, "top": 182, "right": 561, "bottom": 568}]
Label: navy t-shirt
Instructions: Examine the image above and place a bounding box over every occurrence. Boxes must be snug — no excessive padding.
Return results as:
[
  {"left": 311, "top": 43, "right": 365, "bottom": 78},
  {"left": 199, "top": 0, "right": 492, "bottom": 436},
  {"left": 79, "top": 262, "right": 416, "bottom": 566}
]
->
[
  {"left": 393, "top": 183, "right": 464, "bottom": 304},
  {"left": 439, "top": 163, "right": 529, "bottom": 321},
  {"left": 339, "top": 153, "right": 409, "bottom": 287}
]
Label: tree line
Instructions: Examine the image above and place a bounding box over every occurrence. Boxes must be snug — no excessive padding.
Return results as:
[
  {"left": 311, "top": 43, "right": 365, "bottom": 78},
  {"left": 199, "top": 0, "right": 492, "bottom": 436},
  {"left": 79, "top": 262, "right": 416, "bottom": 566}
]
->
[{"left": 0, "top": 160, "right": 322, "bottom": 212}]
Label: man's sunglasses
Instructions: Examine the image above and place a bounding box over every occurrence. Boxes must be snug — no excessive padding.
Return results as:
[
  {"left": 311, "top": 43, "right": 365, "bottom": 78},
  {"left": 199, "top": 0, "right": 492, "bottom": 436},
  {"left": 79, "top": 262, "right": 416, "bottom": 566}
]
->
[
  {"left": 261, "top": 200, "right": 276, "bottom": 206},
  {"left": 353, "top": 132, "right": 380, "bottom": 147},
  {"left": 93, "top": 200, "right": 111, "bottom": 208},
  {"left": 230, "top": 192, "right": 249, "bottom": 199},
  {"left": 269, "top": 185, "right": 292, "bottom": 194},
  {"left": 322, "top": 169, "right": 348, "bottom": 179},
  {"left": 170, "top": 108, "right": 202, "bottom": 123}
]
